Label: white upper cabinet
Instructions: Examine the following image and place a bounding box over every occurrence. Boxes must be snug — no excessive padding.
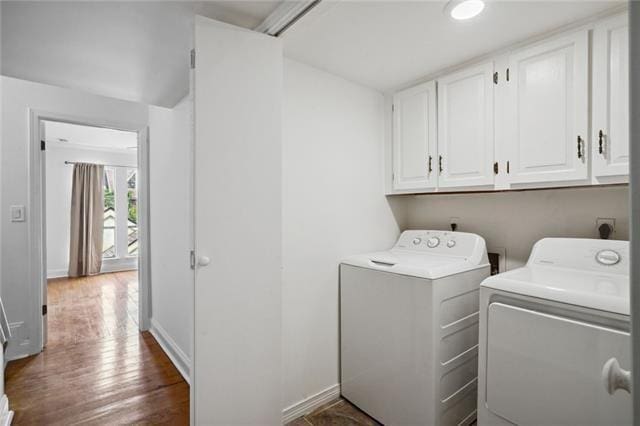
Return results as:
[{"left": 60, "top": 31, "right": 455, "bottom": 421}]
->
[
  {"left": 592, "top": 14, "right": 629, "bottom": 178},
  {"left": 506, "top": 30, "right": 589, "bottom": 184},
  {"left": 437, "top": 62, "right": 495, "bottom": 188},
  {"left": 392, "top": 81, "right": 437, "bottom": 191}
]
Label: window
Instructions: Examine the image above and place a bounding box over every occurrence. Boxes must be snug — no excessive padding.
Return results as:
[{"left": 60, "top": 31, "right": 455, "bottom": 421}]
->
[
  {"left": 102, "top": 166, "right": 138, "bottom": 259},
  {"left": 127, "top": 169, "right": 138, "bottom": 256},
  {"left": 103, "top": 167, "right": 116, "bottom": 258}
]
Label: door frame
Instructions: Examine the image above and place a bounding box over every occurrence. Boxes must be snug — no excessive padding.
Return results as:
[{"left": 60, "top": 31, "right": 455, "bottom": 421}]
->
[
  {"left": 27, "top": 109, "right": 150, "bottom": 354},
  {"left": 629, "top": 3, "right": 640, "bottom": 424}
]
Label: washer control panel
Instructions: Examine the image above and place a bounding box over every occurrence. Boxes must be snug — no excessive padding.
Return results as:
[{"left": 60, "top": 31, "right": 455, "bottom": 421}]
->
[{"left": 394, "top": 230, "right": 487, "bottom": 260}]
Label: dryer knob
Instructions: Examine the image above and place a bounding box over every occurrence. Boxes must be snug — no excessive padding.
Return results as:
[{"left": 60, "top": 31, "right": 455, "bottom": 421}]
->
[
  {"left": 412, "top": 238, "right": 422, "bottom": 245},
  {"left": 447, "top": 240, "right": 456, "bottom": 248},
  {"left": 427, "top": 237, "right": 440, "bottom": 248}
]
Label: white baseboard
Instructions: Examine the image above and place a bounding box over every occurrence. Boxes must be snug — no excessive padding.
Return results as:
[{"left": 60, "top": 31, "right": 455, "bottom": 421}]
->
[
  {"left": 149, "top": 319, "right": 191, "bottom": 384},
  {"left": 47, "top": 263, "right": 137, "bottom": 279},
  {"left": 282, "top": 383, "right": 341, "bottom": 424},
  {"left": 47, "top": 269, "right": 69, "bottom": 279},
  {"left": 0, "top": 394, "right": 13, "bottom": 426}
]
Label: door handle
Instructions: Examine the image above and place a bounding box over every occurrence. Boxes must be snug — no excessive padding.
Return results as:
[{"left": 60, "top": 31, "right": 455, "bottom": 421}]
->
[
  {"left": 598, "top": 130, "right": 605, "bottom": 155},
  {"left": 577, "top": 136, "right": 584, "bottom": 159},
  {"left": 197, "top": 255, "right": 211, "bottom": 267},
  {"left": 602, "top": 357, "right": 631, "bottom": 395}
]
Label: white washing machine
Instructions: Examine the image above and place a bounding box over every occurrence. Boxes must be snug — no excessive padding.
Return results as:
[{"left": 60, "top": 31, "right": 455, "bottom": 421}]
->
[
  {"left": 340, "top": 230, "right": 490, "bottom": 426},
  {"left": 478, "top": 238, "right": 632, "bottom": 426}
]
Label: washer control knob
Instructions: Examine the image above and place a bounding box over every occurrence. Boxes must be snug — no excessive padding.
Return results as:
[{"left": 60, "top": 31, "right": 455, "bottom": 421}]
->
[
  {"left": 427, "top": 237, "right": 440, "bottom": 248},
  {"left": 447, "top": 240, "right": 456, "bottom": 248},
  {"left": 412, "top": 238, "right": 422, "bottom": 245}
]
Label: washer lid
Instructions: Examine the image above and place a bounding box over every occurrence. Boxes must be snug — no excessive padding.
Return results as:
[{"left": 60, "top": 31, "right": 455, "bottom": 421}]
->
[
  {"left": 341, "top": 249, "right": 486, "bottom": 280},
  {"left": 482, "top": 266, "right": 629, "bottom": 315}
]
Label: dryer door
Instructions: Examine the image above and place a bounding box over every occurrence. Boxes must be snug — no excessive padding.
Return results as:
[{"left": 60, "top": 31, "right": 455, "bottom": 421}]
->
[{"left": 485, "top": 302, "right": 631, "bottom": 425}]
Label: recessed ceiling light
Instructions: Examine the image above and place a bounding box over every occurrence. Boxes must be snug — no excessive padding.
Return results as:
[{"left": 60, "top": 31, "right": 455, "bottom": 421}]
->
[{"left": 444, "top": 0, "right": 485, "bottom": 21}]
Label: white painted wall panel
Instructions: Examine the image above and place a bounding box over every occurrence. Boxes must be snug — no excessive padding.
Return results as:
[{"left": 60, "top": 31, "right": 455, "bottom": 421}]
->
[
  {"left": 282, "top": 59, "right": 406, "bottom": 410},
  {"left": 148, "top": 98, "right": 193, "bottom": 371}
]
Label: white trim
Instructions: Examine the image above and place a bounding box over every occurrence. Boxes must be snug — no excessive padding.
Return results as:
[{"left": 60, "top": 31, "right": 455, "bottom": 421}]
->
[
  {"left": 0, "top": 395, "right": 13, "bottom": 426},
  {"left": 254, "top": 1, "right": 318, "bottom": 36},
  {"left": 27, "top": 110, "right": 149, "bottom": 357},
  {"left": 281, "top": 384, "right": 341, "bottom": 424},
  {"left": 150, "top": 319, "right": 191, "bottom": 384},
  {"left": 47, "top": 265, "right": 138, "bottom": 279},
  {"left": 46, "top": 269, "right": 69, "bottom": 279},
  {"left": 137, "top": 127, "right": 151, "bottom": 331}
]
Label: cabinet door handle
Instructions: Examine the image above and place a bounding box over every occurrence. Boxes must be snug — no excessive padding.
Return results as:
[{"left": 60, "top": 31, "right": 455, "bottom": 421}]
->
[
  {"left": 439, "top": 155, "right": 443, "bottom": 173},
  {"left": 598, "top": 130, "right": 605, "bottom": 155},
  {"left": 428, "top": 155, "right": 432, "bottom": 173},
  {"left": 577, "top": 136, "right": 584, "bottom": 159}
]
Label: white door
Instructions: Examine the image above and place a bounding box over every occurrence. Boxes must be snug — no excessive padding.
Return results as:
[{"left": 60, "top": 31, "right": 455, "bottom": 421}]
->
[
  {"left": 194, "top": 16, "right": 282, "bottom": 425},
  {"left": 392, "top": 81, "right": 437, "bottom": 191},
  {"left": 592, "top": 14, "right": 629, "bottom": 178},
  {"left": 486, "top": 303, "right": 631, "bottom": 425},
  {"left": 507, "top": 30, "right": 589, "bottom": 184},
  {"left": 437, "top": 62, "right": 494, "bottom": 188}
]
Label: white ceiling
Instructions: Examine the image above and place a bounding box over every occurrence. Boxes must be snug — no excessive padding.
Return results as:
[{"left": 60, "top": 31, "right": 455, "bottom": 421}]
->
[
  {"left": 283, "top": 0, "right": 625, "bottom": 92},
  {"left": 1, "top": 1, "right": 282, "bottom": 108},
  {"left": 44, "top": 121, "right": 138, "bottom": 152}
]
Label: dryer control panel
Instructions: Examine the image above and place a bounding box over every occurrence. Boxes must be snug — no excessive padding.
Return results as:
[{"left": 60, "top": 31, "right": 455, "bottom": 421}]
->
[
  {"left": 394, "top": 230, "right": 488, "bottom": 264},
  {"left": 528, "top": 238, "right": 629, "bottom": 275}
]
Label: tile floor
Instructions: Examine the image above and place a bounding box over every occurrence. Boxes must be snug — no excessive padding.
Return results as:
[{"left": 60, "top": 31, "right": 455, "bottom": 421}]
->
[{"left": 287, "top": 398, "right": 380, "bottom": 426}]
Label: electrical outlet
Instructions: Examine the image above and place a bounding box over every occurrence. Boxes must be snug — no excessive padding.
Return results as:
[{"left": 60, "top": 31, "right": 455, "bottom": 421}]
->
[
  {"left": 488, "top": 247, "right": 507, "bottom": 275},
  {"left": 596, "top": 218, "right": 615, "bottom": 236}
]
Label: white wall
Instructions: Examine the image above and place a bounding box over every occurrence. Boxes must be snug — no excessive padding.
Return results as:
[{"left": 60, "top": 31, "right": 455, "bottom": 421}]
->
[
  {"left": 148, "top": 97, "right": 193, "bottom": 379},
  {"left": 406, "top": 185, "right": 629, "bottom": 270},
  {"left": 282, "top": 59, "right": 407, "bottom": 410},
  {"left": 45, "top": 143, "right": 137, "bottom": 278},
  {"left": 0, "top": 76, "right": 148, "bottom": 359}
]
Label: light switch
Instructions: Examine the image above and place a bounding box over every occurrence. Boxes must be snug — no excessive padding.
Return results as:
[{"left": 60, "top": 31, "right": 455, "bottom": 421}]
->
[{"left": 10, "top": 205, "right": 25, "bottom": 222}]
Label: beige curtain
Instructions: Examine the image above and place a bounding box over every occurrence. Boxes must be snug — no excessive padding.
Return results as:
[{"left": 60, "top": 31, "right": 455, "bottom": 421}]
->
[{"left": 68, "top": 163, "right": 104, "bottom": 277}]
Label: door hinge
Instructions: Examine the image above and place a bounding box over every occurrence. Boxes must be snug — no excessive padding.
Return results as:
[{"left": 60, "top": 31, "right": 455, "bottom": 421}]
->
[
  {"left": 42, "top": 305, "right": 47, "bottom": 315},
  {"left": 190, "top": 49, "right": 196, "bottom": 69},
  {"left": 506, "top": 160, "right": 510, "bottom": 174},
  {"left": 493, "top": 162, "right": 499, "bottom": 174},
  {"left": 190, "top": 250, "right": 196, "bottom": 270},
  {"left": 506, "top": 68, "right": 510, "bottom": 82},
  {"left": 41, "top": 140, "right": 46, "bottom": 151},
  {"left": 493, "top": 72, "right": 498, "bottom": 84}
]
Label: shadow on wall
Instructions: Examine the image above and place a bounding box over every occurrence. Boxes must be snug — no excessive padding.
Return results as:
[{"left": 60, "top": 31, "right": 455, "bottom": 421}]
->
[{"left": 405, "top": 185, "right": 629, "bottom": 271}]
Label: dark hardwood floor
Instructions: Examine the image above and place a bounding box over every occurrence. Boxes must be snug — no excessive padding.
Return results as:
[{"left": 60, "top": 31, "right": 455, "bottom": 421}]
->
[{"left": 5, "top": 271, "right": 190, "bottom": 425}]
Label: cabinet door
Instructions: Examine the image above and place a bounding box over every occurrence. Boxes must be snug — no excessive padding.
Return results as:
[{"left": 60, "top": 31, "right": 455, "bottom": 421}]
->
[
  {"left": 392, "top": 81, "right": 437, "bottom": 191},
  {"left": 437, "top": 62, "right": 495, "bottom": 188},
  {"left": 507, "top": 31, "right": 589, "bottom": 184},
  {"left": 592, "top": 14, "right": 629, "bottom": 178}
]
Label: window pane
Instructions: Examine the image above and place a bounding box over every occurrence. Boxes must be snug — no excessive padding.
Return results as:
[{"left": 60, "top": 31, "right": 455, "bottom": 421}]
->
[
  {"left": 103, "top": 168, "right": 116, "bottom": 258},
  {"left": 127, "top": 169, "right": 138, "bottom": 256}
]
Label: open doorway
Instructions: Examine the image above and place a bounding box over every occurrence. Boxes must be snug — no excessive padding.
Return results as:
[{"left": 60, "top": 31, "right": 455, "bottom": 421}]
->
[{"left": 42, "top": 120, "right": 141, "bottom": 347}]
